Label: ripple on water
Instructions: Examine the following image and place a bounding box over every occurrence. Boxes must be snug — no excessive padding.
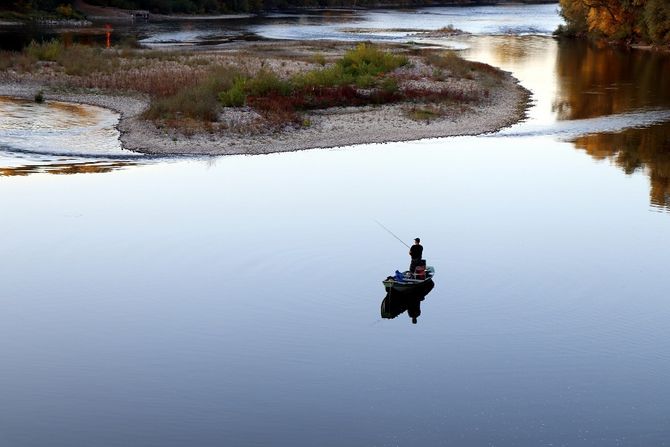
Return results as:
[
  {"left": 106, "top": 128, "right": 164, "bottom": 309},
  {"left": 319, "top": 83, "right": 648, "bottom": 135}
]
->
[
  {"left": 494, "top": 108, "right": 670, "bottom": 139},
  {"left": 0, "top": 96, "right": 142, "bottom": 158}
]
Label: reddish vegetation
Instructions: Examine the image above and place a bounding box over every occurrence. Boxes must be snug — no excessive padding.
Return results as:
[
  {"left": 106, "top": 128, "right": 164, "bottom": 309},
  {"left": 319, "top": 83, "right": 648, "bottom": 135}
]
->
[{"left": 245, "top": 82, "right": 489, "bottom": 129}]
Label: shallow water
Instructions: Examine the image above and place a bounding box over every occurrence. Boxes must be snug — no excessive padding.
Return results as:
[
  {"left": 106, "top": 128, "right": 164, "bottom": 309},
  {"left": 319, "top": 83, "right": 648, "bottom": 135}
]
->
[
  {"left": 0, "top": 96, "right": 145, "bottom": 175},
  {"left": 250, "top": 4, "right": 563, "bottom": 42},
  {"left": 0, "top": 97, "right": 136, "bottom": 158},
  {"left": 0, "top": 4, "right": 561, "bottom": 49},
  {"left": 2, "top": 5, "right": 670, "bottom": 446}
]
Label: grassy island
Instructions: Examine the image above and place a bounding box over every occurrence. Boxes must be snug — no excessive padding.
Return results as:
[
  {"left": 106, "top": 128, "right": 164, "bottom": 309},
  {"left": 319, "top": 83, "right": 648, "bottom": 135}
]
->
[{"left": 0, "top": 39, "right": 529, "bottom": 155}]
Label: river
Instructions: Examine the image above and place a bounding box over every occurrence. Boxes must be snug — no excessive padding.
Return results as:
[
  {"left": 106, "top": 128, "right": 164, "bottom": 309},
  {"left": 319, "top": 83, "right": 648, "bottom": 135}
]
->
[{"left": 1, "top": 4, "right": 670, "bottom": 446}]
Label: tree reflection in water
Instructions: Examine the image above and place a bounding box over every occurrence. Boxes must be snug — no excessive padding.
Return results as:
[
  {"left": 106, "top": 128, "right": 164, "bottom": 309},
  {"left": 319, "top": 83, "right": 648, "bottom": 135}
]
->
[
  {"left": 553, "top": 40, "right": 670, "bottom": 120},
  {"left": 571, "top": 122, "right": 670, "bottom": 210},
  {"left": 380, "top": 279, "right": 435, "bottom": 325},
  {"left": 553, "top": 40, "right": 670, "bottom": 211},
  {"left": 0, "top": 161, "right": 137, "bottom": 176}
]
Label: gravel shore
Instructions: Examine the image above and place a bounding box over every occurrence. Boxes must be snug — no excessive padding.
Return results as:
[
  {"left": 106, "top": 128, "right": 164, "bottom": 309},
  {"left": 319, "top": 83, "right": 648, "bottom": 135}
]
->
[{"left": 0, "top": 70, "right": 530, "bottom": 156}]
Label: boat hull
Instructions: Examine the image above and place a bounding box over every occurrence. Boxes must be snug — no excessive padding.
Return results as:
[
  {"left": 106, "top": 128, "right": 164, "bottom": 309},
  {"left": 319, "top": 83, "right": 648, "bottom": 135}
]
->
[{"left": 382, "top": 267, "right": 435, "bottom": 292}]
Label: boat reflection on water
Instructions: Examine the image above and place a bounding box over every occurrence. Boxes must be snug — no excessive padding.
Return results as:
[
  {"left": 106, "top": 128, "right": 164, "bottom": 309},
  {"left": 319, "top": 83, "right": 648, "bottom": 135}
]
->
[{"left": 380, "top": 279, "right": 434, "bottom": 324}]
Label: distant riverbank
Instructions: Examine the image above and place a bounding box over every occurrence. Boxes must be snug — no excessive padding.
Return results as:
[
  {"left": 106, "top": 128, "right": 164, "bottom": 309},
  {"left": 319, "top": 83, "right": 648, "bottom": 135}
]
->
[{"left": 2, "top": 0, "right": 558, "bottom": 24}]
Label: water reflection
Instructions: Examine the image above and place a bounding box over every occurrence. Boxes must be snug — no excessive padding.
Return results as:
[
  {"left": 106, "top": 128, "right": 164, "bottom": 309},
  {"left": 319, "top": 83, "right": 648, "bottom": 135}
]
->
[
  {"left": 0, "top": 25, "right": 129, "bottom": 51},
  {"left": 462, "top": 35, "right": 670, "bottom": 212},
  {"left": 0, "top": 160, "right": 137, "bottom": 176},
  {"left": 381, "top": 279, "right": 435, "bottom": 324},
  {"left": 571, "top": 122, "right": 670, "bottom": 210},
  {"left": 553, "top": 40, "right": 670, "bottom": 120},
  {"left": 550, "top": 41, "right": 670, "bottom": 211}
]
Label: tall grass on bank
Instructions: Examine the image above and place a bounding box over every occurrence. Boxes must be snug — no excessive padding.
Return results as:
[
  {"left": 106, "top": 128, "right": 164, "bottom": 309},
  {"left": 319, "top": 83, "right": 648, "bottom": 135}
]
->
[
  {"left": 9, "top": 40, "right": 229, "bottom": 97},
  {"left": 214, "top": 44, "right": 409, "bottom": 128},
  {"left": 423, "top": 50, "right": 475, "bottom": 79},
  {"left": 144, "top": 67, "right": 241, "bottom": 122},
  {"left": 26, "top": 40, "right": 63, "bottom": 61},
  {"left": 293, "top": 43, "right": 408, "bottom": 89},
  {"left": 212, "top": 44, "right": 492, "bottom": 129},
  {"left": 25, "top": 40, "right": 114, "bottom": 75}
]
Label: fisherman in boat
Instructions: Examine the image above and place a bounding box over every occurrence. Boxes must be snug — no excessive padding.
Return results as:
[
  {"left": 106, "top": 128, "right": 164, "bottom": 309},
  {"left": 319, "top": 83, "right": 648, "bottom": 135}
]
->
[{"left": 409, "top": 237, "right": 423, "bottom": 272}]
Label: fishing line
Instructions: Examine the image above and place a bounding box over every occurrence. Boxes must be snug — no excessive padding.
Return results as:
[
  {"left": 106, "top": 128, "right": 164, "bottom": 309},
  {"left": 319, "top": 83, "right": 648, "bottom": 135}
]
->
[{"left": 373, "top": 219, "right": 410, "bottom": 248}]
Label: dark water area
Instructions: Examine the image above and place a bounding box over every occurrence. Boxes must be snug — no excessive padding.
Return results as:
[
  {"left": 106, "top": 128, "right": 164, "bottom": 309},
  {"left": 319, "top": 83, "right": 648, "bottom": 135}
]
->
[
  {"left": 2, "top": 5, "right": 670, "bottom": 446},
  {"left": 0, "top": 12, "right": 354, "bottom": 50},
  {"left": 0, "top": 23, "right": 122, "bottom": 50}
]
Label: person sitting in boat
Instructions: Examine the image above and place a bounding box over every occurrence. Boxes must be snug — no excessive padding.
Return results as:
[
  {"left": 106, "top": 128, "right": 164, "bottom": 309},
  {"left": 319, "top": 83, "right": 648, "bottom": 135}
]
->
[{"left": 409, "top": 237, "right": 423, "bottom": 272}]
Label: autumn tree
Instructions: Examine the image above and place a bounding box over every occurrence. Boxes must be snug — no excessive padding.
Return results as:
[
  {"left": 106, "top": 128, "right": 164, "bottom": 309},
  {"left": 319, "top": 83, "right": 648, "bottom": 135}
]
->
[
  {"left": 559, "top": 0, "right": 670, "bottom": 44},
  {"left": 644, "top": 0, "right": 670, "bottom": 43}
]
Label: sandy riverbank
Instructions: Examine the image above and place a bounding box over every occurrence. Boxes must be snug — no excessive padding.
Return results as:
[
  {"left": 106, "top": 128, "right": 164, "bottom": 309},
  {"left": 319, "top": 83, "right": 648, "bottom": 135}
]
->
[
  {"left": 0, "top": 43, "right": 530, "bottom": 156},
  {"left": 0, "top": 76, "right": 529, "bottom": 156}
]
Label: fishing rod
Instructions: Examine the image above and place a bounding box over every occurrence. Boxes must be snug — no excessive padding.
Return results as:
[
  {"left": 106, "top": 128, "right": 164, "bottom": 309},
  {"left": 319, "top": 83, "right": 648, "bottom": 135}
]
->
[{"left": 374, "top": 219, "right": 410, "bottom": 249}]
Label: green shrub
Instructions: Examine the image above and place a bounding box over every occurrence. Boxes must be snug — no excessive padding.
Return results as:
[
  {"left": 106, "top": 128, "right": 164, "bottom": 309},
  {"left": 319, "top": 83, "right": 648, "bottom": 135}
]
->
[
  {"left": 354, "top": 74, "right": 375, "bottom": 88},
  {"left": 380, "top": 77, "right": 399, "bottom": 94},
  {"left": 338, "top": 43, "right": 408, "bottom": 78},
  {"left": 245, "top": 69, "right": 291, "bottom": 96},
  {"left": 293, "top": 64, "right": 352, "bottom": 88},
  {"left": 26, "top": 39, "right": 63, "bottom": 62},
  {"left": 220, "top": 77, "right": 247, "bottom": 107},
  {"left": 219, "top": 69, "right": 290, "bottom": 107},
  {"left": 293, "top": 44, "right": 406, "bottom": 90},
  {"left": 312, "top": 52, "right": 326, "bottom": 66}
]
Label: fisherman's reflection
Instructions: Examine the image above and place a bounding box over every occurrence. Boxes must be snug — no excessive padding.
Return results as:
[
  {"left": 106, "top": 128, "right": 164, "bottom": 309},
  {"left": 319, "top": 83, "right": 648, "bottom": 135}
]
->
[{"left": 380, "top": 279, "right": 434, "bottom": 324}]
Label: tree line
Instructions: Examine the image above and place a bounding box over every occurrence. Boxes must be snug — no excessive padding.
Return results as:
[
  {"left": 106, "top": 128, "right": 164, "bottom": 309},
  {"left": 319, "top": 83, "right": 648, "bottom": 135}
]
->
[
  {"left": 6, "top": 0, "right": 668, "bottom": 44},
  {"left": 558, "top": 0, "right": 670, "bottom": 44},
  {"left": 3, "top": 0, "right": 550, "bottom": 16}
]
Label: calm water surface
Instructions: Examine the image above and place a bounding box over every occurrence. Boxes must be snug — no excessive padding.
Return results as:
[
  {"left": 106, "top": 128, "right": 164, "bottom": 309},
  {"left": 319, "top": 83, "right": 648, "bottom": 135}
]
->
[
  {"left": 2, "top": 5, "right": 670, "bottom": 446},
  {"left": 0, "top": 4, "right": 563, "bottom": 49}
]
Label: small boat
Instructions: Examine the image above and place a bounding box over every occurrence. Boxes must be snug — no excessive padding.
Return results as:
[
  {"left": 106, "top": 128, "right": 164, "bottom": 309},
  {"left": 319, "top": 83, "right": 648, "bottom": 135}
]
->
[{"left": 382, "top": 266, "right": 435, "bottom": 292}]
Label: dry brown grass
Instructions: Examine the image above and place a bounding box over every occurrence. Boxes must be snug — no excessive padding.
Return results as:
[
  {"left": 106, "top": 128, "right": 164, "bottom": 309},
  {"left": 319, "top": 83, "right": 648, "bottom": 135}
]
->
[
  {"left": 0, "top": 40, "right": 506, "bottom": 135},
  {"left": 0, "top": 51, "right": 14, "bottom": 71},
  {"left": 144, "top": 66, "right": 241, "bottom": 121}
]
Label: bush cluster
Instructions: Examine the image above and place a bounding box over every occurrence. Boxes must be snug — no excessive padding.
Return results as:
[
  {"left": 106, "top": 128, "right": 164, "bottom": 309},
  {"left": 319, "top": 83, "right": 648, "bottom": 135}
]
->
[
  {"left": 145, "top": 44, "right": 484, "bottom": 129},
  {"left": 144, "top": 67, "right": 240, "bottom": 121},
  {"left": 218, "top": 43, "right": 407, "bottom": 108},
  {"left": 25, "top": 40, "right": 115, "bottom": 75},
  {"left": 214, "top": 43, "right": 409, "bottom": 126},
  {"left": 558, "top": 0, "right": 670, "bottom": 44}
]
